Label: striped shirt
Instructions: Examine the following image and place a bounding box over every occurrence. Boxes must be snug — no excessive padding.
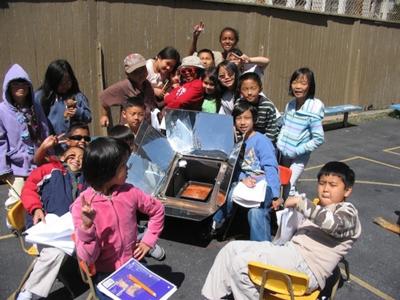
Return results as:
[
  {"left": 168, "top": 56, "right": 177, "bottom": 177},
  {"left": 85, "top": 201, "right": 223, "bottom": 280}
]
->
[
  {"left": 277, "top": 98, "right": 325, "bottom": 158},
  {"left": 237, "top": 95, "right": 280, "bottom": 144}
]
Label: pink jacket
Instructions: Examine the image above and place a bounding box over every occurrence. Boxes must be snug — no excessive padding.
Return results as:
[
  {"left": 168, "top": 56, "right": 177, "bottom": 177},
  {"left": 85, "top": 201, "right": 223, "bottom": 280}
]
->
[{"left": 71, "top": 184, "right": 164, "bottom": 273}]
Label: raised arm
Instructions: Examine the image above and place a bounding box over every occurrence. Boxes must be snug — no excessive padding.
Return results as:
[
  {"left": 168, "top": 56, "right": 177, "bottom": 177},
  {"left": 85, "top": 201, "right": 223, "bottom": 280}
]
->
[{"left": 188, "top": 22, "right": 205, "bottom": 55}]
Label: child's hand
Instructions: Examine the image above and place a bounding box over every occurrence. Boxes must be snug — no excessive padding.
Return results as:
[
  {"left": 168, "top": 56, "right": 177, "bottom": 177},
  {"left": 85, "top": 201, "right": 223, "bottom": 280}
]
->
[
  {"left": 100, "top": 115, "right": 110, "bottom": 127},
  {"left": 242, "top": 176, "right": 256, "bottom": 188},
  {"left": 33, "top": 208, "right": 45, "bottom": 225},
  {"left": 192, "top": 21, "right": 205, "bottom": 37},
  {"left": 239, "top": 54, "right": 250, "bottom": 64},
  {"left": 133, "top": 241, "right": 151, "bottom": 261},
  {"left": 81, "top": 195, "right": 96, "bottom": 229},
  {"left": 284, "top": 196, "right": 302, "bottom": 208},
  {"left": 271, "top": 198, "right": 284, "bottom": 210}
]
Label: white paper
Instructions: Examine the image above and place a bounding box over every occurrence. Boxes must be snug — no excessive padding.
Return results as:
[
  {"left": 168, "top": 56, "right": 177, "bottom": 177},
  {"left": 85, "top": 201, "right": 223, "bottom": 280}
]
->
[
  {"left": 273, "top": 208, "right": 304, "bottom": 245},
  {"left": 231, "top": 179, "right": 267, "bottom": 208},
  {"left": 24, "top": 212, "right": 75, "bottom": 255},
  {"left": 151, "top": 109, "right": 161, "bottom": 131}
]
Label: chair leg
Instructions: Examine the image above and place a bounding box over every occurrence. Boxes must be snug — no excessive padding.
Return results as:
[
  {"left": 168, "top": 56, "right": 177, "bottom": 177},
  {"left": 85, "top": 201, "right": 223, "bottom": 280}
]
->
[
  {"left": 222, "top": 204, "right": 238, "bottom": 240},
  {"left": 7, "top": 258, "right": 38, "bottom": 300}
]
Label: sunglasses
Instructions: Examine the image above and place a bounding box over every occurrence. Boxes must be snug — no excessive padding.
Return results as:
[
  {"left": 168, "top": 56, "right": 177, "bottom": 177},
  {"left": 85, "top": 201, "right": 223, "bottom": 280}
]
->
[
  {"left": 179, "top": 67, "right": 197, "bottom": 75},
  {"left": 69, "top": 135, "right": 91, "bottom": 142}
]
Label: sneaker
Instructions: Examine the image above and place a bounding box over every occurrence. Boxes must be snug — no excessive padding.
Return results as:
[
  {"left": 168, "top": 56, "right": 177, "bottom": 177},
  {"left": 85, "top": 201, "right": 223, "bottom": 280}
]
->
[
  {"left": 16, "top": 290, "right": 33, "bottom": 300},
  {"left": 148, "top": 244, "right": 166, "bottom": 261},
  {"left": 210, "top": 219, "right": 225, "bottom": 237}
]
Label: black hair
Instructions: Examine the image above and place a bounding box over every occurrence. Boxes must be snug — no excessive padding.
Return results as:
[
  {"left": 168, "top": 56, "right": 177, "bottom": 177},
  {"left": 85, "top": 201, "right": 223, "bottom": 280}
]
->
[
  {"left": 238, "top": 72, "right": 263, "bottom": 91},
  {"left": 227, "top": 48, "right": 243, "bottom": 57},
  {"left": 219, "top": 27, "right": 239, "bottom": 45},
  {"left": 122, "top": 95, "right": 145, "bottom": 110},
  {"left": 67, "top": 122, "right": 90, "bottom": 137},
  {"left": 108, "top": 125, "right": 135, "bottom": 151},
  {"left": 232, "top": 100, "right": 258, "bottom": 123},
  {"left": 288, "top": 67, "right": 316, "bottom": 99},
  {"left": 198, "top": 49, "right": 215, "bottom": 62},
  {"left": 216, "top": 61, "right": 240, "bottom": 96},
  {"left": 156, "top": 46, "right": 181, "bottom": 64},
  {"left": 317, "top": 161, "right": 355, "bottom": 189},
  {"left": 40, "top": 59, "right": 80, "bottom": 116},
  {"left": 201, "top": 68, "right": 222, "bottom": 111},
  {"left": 83, "top": 137, "right": 130, "bottom": 190}
]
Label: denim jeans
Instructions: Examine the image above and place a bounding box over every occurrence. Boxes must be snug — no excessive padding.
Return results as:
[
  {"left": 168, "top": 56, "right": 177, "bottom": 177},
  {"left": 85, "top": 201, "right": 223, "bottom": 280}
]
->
[{"left": 213, "top": 182, "right": 273, "bottom": 241}]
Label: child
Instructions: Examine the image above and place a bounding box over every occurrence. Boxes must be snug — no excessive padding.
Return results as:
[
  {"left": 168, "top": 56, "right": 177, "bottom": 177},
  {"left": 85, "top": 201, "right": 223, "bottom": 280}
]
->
[
  {"left": 146, "top": 47, "right": 180, "bottom": 99},
  {"left": 71, "top": 137, "right": 165, "bottom": 299},
  {"left": 202, "top": 161, "right": 361, "bottom": 299},
  {"left": 108, "top": 124, "right": 135, "bottom": 152},
  {"left": 33, "top": 122, "right": 91, "bottom": 165},
  {"left": 198, "top": 49, "right": 215, "bottom": 69},
  {"left": 164, "top": 56, "right": 205, "bottom": 110},
  {"left": 0, "top": 64, "right": 49, "bottom": 219},
  {"left": 226, "top": 48, "right": 270, "bottom": 79},
  {"left": 217, "top": 61, "right": 240, "bottom": 115},
  {"left": 201, "top": 68, "right": 221, "bottom": 113},
  {"left": 277, "top": 68, "right": 324, "bottom": 198},
  {"left": 17, "top": 146, "right": 86, "bottom": 300},
  {"left": 99, "top": 53, "right": 156, "bottom": 127},
  {"left": 237, "top": 72, "right": 279, "bottom": 143},
  {"left": 189, "top": 23, "right": 239, "bottom": 65},
  {"left": 121, "top": 95, "right": 145, "bottom": 136},
  {"left": 35, "top": 59, "right": 92, "bottom": 135},
  {"left": 212, "top": 101, "right": 280, "bottom": 242}
]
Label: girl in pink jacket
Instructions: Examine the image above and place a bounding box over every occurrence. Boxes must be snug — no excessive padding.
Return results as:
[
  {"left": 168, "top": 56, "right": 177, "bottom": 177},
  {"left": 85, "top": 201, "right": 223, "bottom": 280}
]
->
[{"left": 71, "top": 137, "right": 164, "bottom": 299}]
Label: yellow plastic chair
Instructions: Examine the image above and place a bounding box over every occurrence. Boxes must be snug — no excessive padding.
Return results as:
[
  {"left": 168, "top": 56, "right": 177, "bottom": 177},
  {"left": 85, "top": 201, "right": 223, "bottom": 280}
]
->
[{"left": 248, "top": 261, "right": 320, "bottom": 300}]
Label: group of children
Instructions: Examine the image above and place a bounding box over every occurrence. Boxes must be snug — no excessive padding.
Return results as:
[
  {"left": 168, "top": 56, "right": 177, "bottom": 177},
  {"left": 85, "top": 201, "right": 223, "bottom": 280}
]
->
[{"left": 0, "top": 22, "right": 361, "bottom": 299}]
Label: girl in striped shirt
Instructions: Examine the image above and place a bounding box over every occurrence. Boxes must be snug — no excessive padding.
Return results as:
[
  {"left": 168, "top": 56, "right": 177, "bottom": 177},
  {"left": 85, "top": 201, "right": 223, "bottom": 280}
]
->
[{"left": 277, "top": 67, "right": 325, "bottom": 199}]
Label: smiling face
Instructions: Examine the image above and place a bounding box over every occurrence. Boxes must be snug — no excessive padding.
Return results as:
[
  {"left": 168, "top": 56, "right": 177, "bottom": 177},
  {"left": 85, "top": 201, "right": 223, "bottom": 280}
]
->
[
  {"left": 240, "top": 79, "right": 261, "bottom": 103},
  {"left": 203, "top": 76, "right": 216, "bottom": 95},
  {"left": 291, "top": 74, "right": 310, "bottom": 102},
  {"left": 220, "top": 30, "right": 237, "bottom": 53},
  {"left": 218, "top": 66, "right": 235, "bottom": 89},
  {"left": 67, "top": 128, "right": 90, "bottom": 148},
  {"left": 9, "top": 80, "right": 30, "bottom": 105},
  {"left": 156, "top": 58, "right": 176, "bottom": 76},
  {"left": 179, "top": 67, "right": 198, "bottom": 83},
  {"left": 317, "top": 174, "right": 352, "bottom": 206},
  {"left": 234, "top": 109, "right": 254, "bottom": 135},
  {"left": 62, "top": 147, "right": 84, "bottom": 172}
]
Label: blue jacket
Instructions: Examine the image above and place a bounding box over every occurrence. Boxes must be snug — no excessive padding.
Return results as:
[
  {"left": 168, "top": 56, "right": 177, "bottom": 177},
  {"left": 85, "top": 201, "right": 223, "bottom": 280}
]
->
[
  {"left": 21, "top": 159, "right": 86, "bottom": 228},
  {"left": 34, "top": 89, "right": 92, "bottom": 135}
]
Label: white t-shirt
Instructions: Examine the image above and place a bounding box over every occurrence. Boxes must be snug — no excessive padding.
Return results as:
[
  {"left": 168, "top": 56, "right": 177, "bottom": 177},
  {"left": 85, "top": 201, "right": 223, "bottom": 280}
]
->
[
  {"left": 146, "top": 59, "right": 163, "bottom": 88},
  {"left": 219, "top": 90, "right": 235, "bottom": 115}
]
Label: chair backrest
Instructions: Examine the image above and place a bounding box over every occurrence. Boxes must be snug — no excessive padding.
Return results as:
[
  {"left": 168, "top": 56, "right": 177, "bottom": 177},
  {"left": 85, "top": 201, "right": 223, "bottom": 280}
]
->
[
  {"left": 7, "top": 201, "right": 25, "bottom": 232},
  {"left": 279, "top": 166, "right": 292, "bottom": 186},
  {"left": 248, "top": 261, "right": 309, "bottom": 296}
]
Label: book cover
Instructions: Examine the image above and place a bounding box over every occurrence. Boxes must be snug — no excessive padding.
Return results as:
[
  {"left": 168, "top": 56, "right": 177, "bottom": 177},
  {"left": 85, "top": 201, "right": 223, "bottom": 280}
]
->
[{"left": 97, "top": 258, "right": 177, "bottom": 300}]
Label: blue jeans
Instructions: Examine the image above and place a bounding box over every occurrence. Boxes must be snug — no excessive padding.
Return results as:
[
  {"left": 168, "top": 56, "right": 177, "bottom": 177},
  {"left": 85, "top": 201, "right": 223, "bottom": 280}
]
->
[{"left": 213, "top": 182, "right": 273, "bottom": 241}]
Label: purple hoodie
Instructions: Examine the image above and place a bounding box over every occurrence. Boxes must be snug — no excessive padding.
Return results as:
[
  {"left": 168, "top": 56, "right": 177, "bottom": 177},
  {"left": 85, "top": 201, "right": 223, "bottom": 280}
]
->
[{"left": 0, "top": 64, "right": 49, "bottom": 177}]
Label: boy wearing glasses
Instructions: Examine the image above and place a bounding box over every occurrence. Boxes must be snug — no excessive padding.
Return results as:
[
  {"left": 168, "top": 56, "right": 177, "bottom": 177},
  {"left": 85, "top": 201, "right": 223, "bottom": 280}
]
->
[{"left": 164, "top": 56, "right": 205, "bottom": 110}]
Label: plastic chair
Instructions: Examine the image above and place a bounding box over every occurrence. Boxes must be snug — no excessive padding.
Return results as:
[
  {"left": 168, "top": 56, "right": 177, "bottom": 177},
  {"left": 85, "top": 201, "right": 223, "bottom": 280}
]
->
[
  {"left": 71, "top": 234, "right": 98, "bottom": 300},
  {"left": 248, "top": 261, "right": 320, "bottom": 300}
]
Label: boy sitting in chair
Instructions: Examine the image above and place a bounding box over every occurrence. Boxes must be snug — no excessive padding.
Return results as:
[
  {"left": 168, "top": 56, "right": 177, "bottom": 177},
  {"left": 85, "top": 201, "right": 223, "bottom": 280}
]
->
[
  {"left": 17, "top": 146, "right": 86, "bottom": 300},
  {"left": 202, "top": 161, "right": 361, "bottom": 299}
]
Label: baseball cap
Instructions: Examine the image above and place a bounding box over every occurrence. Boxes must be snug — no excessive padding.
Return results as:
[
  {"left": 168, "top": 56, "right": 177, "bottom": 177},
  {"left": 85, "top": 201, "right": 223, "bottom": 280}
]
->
[{"left": 124, "top": 53, "right": 146, "bottom": 74}]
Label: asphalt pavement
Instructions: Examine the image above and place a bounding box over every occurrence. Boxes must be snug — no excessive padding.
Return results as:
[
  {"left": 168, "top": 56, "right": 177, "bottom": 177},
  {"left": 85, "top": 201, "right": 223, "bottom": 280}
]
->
[{"left": 0, "top": 116, "right": 399, "bottom": 300}]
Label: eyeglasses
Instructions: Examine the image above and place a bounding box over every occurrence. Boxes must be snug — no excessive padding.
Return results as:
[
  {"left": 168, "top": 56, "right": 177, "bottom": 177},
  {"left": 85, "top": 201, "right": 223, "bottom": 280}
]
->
[
  {"left": 218, "top": 73, "right": 234, "bottom": 80},
  {"left": 179, "top": 67, "right": 197, "bottom": 75},
  {"left": 69, "top": 135, "right": 91, "bottom": 142}
]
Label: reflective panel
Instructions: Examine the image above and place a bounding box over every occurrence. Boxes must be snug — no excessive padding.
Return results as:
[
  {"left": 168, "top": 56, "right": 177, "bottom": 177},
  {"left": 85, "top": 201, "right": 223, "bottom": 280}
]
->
[{"left": 165, "top": 109, "right": 234, "bottom": 159}]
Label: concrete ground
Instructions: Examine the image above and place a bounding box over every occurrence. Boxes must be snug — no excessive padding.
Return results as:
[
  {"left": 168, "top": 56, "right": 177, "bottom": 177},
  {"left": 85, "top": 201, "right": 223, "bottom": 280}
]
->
[{"left": 0, "top": 115, "right": 399, "bottom": 299}]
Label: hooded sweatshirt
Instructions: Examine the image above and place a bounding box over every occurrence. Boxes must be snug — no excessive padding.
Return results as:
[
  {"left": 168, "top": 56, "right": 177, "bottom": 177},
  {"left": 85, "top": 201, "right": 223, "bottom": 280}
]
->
[{"left": 0, "top": 64, "right": 49, "bottom": 177}]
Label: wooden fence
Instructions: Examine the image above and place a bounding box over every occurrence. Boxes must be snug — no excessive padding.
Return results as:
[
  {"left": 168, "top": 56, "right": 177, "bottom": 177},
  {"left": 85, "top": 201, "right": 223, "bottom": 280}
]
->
[{"left": 1, "top": 0, "right": 399, "bottom": 134}]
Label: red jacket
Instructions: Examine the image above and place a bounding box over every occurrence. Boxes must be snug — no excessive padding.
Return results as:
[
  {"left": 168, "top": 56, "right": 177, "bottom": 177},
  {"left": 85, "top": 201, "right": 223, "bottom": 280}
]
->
[{"left": 165, "top": 79, "right": 204, "bottom": 111}]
